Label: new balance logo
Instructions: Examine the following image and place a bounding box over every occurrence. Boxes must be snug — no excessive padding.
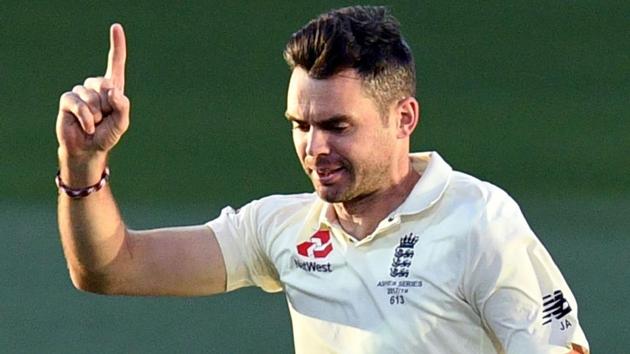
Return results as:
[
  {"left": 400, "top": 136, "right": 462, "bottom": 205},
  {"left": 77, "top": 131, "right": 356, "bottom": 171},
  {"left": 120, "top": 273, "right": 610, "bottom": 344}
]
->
[
  {"left": 542, "top": 290, "right": 572, "bottom": 325},
  {"left": 297, "top": 229, "right": 333, "bottom": 259}
]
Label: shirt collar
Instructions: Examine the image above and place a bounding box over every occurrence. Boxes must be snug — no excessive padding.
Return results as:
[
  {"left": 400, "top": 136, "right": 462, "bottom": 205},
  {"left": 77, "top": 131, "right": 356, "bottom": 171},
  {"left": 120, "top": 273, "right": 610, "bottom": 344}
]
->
[
  {"left": 317, "top": 151, "right": 452, "bottom": 227},
  {"left": 396, "top": 151, "right": 452, "bottom": 216}
]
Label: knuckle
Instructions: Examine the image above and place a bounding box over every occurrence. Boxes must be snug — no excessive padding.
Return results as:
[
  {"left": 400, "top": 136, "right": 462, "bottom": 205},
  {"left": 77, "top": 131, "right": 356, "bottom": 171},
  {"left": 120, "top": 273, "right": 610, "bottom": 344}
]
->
[
  {"left": 83, "top": 76, "right": 104, "bottom": 90},
  {"left": 101, "top": 79, "right": 114, "bottom": 91},
  {"left": 72, "top": 99, "right": 90, "bottom": 117},
  {"left": 71, "top": 86, "right": 103, "bottom": 114},
  {"left": 122, "top": 96, "right": 131, "bottom": 110},
  {"left": 71, "top": 85, "right": 85, "bottom": 94},
  {"left": 113, "top": 96, "right": 130, "bottom": 113},
  {"left": 74, "top": 104, "right": 88, "bottom": 117},
  {"left": 84, "top": 89, "right": 102, "bottom": 108},
  {"left": 59, "top": 91, "right": 76, "bottom": 106}
]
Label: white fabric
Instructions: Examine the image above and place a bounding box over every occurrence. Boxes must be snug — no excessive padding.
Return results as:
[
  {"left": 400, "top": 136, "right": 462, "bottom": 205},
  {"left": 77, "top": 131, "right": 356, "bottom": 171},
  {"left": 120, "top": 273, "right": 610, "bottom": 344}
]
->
[{"left": 207, "top": 151, "right": 589, "bottom": 354}]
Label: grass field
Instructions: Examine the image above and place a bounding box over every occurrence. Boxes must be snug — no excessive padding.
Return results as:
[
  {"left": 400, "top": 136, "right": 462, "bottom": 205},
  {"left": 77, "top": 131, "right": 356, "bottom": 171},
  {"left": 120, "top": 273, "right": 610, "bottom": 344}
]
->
[
  {"left": 1, "top": 196, "right": 628, "bottom": 353},
  {"left": 1, "top": 1, "right": 628, "bottom": 352}
]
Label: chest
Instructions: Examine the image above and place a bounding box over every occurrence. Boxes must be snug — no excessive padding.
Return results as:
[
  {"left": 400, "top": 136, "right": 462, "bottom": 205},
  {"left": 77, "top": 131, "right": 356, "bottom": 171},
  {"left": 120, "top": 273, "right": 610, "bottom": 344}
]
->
[{"left": 268, "top": 219, "right": 475, "bottom": 330}]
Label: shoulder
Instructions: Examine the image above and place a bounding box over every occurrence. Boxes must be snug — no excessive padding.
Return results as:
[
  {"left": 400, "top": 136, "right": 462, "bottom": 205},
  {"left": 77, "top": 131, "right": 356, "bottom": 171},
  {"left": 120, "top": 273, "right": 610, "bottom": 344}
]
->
[
  {"left": 243, "top": 192, "right": 320, "bottom": 230},
  {"left": 442, "top": 170, "right": 530, "bottom": 247},
  {"left": 449, "top": 174, "right": 537, "bottom": 277},
  {"left": 446, "top": 171, "right": 521, "bottom": 216},
  {"left": 438, "top": 171, "right": 519, "bottom": 222},
  {"left": 211, "top": 192, "right": 318, "bottom": 229},
  {"left": 447, "top": 171, "right": 511, "bottom": 204},
  {"left": 248, "top": 192, "right": 318, "bottom": 215}
]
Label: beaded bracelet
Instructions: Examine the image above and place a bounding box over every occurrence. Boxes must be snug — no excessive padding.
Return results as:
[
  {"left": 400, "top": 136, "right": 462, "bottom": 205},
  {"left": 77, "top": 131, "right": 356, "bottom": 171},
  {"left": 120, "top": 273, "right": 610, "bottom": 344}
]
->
[{"left": 55, "top": 167, "right": 110, "bottom": 199}]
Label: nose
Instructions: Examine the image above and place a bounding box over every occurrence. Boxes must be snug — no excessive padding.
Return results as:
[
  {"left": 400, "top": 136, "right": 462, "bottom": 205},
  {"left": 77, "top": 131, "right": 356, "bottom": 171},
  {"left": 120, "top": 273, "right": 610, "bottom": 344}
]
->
[{"left": 306, "top": 127, "right": 329, "bottom": 158}]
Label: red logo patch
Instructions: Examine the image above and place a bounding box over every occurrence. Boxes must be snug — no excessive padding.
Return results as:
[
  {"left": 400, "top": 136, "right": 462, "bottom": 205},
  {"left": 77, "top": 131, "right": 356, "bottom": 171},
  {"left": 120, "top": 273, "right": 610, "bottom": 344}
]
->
[{"left": 297, "top": 229, "right": 333, "bottom": 259}]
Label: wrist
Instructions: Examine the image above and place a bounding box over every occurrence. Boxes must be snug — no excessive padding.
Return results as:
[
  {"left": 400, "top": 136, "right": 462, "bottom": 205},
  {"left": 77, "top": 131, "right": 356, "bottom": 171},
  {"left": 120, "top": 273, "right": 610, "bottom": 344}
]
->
[
  {"left": 57, "top": 147, "right": 109, "bottom": 187},
  {"left": 56, "top": 167, "right": 110, "bottom": 199}
]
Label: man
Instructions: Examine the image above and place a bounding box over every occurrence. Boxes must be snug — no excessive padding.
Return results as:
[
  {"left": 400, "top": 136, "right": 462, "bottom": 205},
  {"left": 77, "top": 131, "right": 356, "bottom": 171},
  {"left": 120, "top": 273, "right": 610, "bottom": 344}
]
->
[{"left": 56, "top": 6, "right": 589, "bottom": 354}]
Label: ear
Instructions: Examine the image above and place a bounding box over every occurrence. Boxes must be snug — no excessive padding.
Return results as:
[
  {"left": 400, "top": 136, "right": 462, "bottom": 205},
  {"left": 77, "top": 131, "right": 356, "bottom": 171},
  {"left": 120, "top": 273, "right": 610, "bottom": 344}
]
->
[{"left": 394, "top": 97, "right": 420, "bottom": 139}]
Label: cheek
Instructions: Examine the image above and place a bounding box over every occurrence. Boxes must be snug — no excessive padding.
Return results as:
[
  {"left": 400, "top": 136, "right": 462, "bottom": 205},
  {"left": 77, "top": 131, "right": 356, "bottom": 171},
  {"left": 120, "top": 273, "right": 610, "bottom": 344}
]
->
[
  {"left": 355, "top": 130, "right": 388, "bottom": 154},
  {"left": 292, "top": 133, "right": 306, "bottom": 159},
  {"left": 371, "top": 126, "right": 396, "bottom": 151}
]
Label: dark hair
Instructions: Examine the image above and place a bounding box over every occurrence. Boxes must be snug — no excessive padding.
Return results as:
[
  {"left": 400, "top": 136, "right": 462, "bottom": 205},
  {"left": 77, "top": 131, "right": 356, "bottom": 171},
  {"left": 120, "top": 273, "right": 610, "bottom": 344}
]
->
[{"left": 284, "top": 5, "right": 416, "bottom": 117}]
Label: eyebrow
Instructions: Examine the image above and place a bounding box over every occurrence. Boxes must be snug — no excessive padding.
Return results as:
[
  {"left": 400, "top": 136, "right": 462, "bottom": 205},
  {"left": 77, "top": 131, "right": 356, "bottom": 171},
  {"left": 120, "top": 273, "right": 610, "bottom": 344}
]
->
[
  {"left": 284, "top": 113, "right": 352, "bottom": 124},
  {"left": 284, "top": 112, "right": 300, "bottom": 122}
]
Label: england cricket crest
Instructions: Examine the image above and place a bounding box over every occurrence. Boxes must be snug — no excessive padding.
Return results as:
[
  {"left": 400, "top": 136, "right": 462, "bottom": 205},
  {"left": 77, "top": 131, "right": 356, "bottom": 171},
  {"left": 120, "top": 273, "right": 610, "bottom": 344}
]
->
[
  {"left": 390, "top": 233, "right": 419, "bottom": 277},
  {"left": 376, "top": 232, "right": 423, "bottom": 306}
]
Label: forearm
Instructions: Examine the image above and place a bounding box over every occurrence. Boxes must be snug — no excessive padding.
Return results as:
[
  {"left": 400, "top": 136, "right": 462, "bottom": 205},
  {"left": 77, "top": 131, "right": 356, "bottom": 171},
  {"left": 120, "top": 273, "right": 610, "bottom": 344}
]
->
[
  {"left": 57, "top": 151, "right": 227, "bottom": 296},
  {"left": 57, "top": 151, "right": 128, "bottom": 292},
  {"left": 55, "top": 24, "right": 227, "bottom": 296}
]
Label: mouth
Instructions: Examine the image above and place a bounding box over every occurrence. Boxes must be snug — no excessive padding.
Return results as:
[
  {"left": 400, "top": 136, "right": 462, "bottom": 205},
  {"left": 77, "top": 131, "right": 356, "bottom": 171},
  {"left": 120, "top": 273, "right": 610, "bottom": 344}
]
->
[{"left": 314, "top": 166, "right": 345, "bottom": 185}]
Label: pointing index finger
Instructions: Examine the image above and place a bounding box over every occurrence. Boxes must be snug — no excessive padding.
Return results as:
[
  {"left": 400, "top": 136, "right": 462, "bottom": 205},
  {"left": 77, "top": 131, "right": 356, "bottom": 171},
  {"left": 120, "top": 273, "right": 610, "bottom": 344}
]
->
[{"left": 105, "top": 23, "right": 127, "bottom": 91}]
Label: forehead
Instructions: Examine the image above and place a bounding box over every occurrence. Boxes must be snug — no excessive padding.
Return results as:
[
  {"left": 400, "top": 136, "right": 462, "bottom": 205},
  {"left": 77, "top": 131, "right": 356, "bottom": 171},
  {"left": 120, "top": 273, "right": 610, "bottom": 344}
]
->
[{"left": 286, "top": 67, "right": 377, "bottom": 120}]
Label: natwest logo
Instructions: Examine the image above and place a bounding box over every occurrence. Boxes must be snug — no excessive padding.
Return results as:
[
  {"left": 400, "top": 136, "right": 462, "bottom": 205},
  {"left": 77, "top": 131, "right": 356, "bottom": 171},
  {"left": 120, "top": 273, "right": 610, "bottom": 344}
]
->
[{"left": 297, "top": 229, "right": 333, "bottom": 259}]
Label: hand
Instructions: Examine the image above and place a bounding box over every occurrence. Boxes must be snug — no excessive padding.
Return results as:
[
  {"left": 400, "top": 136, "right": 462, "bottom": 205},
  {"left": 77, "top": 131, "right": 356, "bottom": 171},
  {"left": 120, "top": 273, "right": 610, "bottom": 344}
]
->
[{"left": 56, "top": 24, "right": 130, "bottom": 162}]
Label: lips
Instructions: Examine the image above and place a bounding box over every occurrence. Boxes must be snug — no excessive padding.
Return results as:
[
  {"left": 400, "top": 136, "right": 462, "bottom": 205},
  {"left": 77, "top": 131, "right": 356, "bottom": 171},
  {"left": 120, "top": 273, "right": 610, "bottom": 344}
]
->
[{"left": 314, "top": 166, "right": 344, "bottom": 185}]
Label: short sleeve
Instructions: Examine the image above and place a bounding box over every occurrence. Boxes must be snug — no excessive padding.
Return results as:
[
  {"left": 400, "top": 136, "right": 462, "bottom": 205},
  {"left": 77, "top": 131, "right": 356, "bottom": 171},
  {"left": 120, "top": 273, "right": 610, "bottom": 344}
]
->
[
  {"left": 206, "top": 202, "right": 282, "bottom": 293},
  {"left": 463, "top": 186, "right": 589, "bottom": 353}
]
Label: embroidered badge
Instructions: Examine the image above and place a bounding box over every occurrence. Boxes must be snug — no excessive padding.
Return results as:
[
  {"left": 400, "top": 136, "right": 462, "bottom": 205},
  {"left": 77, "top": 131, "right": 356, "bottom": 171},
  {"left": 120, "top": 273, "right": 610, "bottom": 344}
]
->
[
  {"left": 390, "top": 233, "right": 418, "bottom": 278},
  {"left": 376, "top": 232, "right": 423, "bottom": 305}
]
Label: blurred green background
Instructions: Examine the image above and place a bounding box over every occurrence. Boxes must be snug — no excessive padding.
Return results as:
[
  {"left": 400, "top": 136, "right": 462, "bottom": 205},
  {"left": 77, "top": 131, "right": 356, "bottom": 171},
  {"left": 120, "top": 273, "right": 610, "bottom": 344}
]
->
[{"left": 1, "top": 1, "right": 628, "bottom": 353}]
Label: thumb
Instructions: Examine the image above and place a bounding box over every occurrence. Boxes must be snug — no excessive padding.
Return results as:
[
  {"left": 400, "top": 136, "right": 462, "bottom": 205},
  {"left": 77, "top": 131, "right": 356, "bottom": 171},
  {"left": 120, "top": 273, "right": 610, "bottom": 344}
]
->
[{"left": 107, "top": 88, "right": 130, "bottom": 133}]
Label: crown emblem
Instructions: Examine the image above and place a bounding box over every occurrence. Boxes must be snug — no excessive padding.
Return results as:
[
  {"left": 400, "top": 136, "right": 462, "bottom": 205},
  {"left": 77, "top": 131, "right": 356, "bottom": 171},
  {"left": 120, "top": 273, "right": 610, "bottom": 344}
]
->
[{"left": 399, "top": 233, "right": 419, "bottom": 248}]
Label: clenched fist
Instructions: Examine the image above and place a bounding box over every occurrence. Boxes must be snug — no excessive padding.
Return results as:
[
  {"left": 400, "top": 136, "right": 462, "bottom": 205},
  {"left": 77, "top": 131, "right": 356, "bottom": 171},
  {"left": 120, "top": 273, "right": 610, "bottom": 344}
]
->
[{"left": 56, "top": 24, "right": 129, "bottom": 186}]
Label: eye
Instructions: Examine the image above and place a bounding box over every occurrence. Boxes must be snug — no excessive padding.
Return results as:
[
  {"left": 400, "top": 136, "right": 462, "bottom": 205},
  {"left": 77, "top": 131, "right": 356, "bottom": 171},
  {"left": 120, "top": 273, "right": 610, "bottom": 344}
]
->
[
  {"left": 291, "top": 121, "right": 310, "bottom": 132},
  {"left": 325, "top": 121, "right": 350, "bottom": 133}
]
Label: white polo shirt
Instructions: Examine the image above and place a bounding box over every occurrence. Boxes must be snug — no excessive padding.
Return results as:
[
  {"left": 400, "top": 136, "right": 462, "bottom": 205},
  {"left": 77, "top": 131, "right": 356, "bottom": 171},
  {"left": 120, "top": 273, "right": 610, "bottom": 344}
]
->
[{"left": 207, "top": 152, "right": 589, "bottom": 354}]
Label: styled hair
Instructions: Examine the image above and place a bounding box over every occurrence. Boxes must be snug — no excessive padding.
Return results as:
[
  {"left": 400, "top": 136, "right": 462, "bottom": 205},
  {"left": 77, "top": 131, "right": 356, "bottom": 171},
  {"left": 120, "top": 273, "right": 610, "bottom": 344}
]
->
[{"left": 283, "top": 5, "right": 416, "bottom": 117}]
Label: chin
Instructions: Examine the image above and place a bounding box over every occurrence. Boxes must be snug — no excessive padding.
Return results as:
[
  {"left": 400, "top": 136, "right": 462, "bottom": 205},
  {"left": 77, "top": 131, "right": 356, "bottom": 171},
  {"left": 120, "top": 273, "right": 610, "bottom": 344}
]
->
[
  {"left": 315, "top": 186, "right": 352, "bottom": 203},
  {"left": 314, "top": 187, "right": 337, "bottom": 202}
]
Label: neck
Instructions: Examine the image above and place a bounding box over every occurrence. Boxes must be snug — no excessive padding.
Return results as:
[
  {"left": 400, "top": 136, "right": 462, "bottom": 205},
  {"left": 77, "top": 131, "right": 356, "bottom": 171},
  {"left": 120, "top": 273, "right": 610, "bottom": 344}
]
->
[{"left": 332, "top": 164, "right": 420, "bottom": 240}]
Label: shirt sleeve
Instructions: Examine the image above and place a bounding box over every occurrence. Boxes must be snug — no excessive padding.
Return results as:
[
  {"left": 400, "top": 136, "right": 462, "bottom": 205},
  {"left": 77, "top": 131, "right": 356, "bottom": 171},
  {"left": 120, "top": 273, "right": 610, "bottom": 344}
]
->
[
  {"left": 463, "top": 186, "right": 589, "bottom": 354},
  {"left": 206, "top": 201, "right": 282, "bottom": 293}
]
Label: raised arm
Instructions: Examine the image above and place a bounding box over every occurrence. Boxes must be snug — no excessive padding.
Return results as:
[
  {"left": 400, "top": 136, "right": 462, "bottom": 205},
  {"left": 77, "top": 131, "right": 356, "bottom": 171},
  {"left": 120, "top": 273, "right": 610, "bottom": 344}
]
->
[{"left": 56, "top": 24, "right": 226, "bottom": 296}]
